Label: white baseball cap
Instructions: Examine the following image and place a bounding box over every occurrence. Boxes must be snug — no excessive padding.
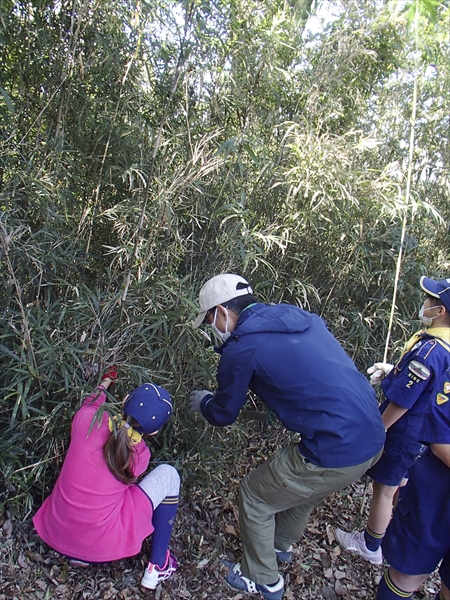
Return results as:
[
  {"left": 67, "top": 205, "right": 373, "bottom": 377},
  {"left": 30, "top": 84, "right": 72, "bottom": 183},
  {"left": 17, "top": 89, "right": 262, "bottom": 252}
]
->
[{"left": 192, "top": 274, "right": 253, "bottom": 328}]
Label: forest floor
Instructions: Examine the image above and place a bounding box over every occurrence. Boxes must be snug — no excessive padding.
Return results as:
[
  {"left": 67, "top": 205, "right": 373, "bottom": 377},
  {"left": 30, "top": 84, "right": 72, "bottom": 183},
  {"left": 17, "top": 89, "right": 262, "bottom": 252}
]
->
[{"left": 0, "top": 425, "right": 440, "bottom": 600}]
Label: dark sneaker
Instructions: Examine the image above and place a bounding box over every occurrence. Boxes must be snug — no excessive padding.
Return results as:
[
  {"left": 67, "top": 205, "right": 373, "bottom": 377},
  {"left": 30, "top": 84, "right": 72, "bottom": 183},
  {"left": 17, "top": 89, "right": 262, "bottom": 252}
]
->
[
  {"left": 141, "top": 551, "right": 178, "bottom": 590},
  {"left": 275, "top": 545, "right": 293, "bottom": 562},
  {"left": 223, "top": 560, "right": 284, "bottom": 600}
]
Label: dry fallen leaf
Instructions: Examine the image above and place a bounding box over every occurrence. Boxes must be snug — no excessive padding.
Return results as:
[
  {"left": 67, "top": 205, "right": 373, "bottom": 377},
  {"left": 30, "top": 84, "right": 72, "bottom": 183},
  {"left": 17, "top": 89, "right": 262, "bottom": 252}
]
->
[
  {"left": 326, "top": 523, "right": 336, "bottom": 543},
  {"left": 223, "top": 523, "right": 239, "bottom": 537}
]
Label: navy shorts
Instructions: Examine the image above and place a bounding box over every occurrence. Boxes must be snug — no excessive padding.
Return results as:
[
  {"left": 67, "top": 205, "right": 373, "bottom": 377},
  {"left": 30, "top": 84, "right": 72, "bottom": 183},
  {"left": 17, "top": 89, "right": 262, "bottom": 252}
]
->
[
  {"left": 366, "top": 415, "right": 424, "bottom": 486},
  {"left": 382, "top": 451, "right": 450, "bottom": 575}
]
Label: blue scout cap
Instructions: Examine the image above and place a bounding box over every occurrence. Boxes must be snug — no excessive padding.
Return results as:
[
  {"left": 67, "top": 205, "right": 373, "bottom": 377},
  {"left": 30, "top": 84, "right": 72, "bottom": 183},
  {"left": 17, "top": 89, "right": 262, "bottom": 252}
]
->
[
  {"left": 124, "top": 383, "right": 173, "bottom": 434},
  {"left": 420, "top": 276, "right": 450, "bottom": 312}
]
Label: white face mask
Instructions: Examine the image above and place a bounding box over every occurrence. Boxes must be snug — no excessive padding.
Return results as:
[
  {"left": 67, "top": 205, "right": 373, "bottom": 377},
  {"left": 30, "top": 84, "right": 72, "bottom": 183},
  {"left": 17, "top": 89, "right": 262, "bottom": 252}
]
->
[
  {"left": 418, "top": 304, "right": 441, "bottom": 326},
  {"left": 212, "top": 308, "right": 231, "bottom": 342}
]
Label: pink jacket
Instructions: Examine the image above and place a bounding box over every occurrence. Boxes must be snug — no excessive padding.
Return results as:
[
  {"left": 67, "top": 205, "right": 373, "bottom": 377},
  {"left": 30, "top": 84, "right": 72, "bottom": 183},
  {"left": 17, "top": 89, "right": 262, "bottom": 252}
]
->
[{"left": 33, "top": 387, "right": 154, "bottom": 562}]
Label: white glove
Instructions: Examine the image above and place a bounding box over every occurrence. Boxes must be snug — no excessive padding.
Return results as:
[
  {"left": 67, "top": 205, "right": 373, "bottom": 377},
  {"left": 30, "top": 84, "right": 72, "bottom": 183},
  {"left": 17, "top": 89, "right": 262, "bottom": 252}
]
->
[
  {"left": 189, "top": 390, "right": 213, "bottom": 413},
  {"left": 367, "top": 362, "right": 394, "bottom": 386}
]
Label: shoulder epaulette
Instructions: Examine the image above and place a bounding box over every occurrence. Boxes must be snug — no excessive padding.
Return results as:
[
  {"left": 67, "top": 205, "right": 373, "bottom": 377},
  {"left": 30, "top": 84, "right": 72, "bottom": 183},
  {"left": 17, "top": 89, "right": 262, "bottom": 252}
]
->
[{"left": 415, "top": 334, "right": 450, "bottom": 357}]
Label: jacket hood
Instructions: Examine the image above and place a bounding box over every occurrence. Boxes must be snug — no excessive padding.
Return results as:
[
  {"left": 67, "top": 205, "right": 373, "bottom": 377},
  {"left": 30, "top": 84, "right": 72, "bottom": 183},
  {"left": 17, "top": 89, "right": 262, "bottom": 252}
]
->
[{"left": 233, "top": 303, "right": 312, "bottom": 336}]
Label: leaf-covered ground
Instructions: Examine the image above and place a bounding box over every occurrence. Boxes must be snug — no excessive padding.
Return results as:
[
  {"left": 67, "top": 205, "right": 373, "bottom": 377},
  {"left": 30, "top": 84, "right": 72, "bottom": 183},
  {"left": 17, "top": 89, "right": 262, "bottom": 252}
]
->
[{"left": 0, "top": 428, "right": 440, "bottom": 600}]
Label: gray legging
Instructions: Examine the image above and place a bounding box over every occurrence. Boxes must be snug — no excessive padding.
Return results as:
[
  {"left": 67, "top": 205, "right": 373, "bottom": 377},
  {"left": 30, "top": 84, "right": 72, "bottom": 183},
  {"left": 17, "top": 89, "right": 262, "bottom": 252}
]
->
[{"left": 138, "top": 463, "right": 180, "bottom": 509}]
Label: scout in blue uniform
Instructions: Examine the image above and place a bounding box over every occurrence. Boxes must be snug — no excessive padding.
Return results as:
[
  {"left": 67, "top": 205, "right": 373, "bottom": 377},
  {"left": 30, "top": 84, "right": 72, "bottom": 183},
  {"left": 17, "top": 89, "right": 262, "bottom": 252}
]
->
[
  {"left": 189, "top": 274, "right": 385, "bottom": 600},
  {"left": 336, "top": 276, "right": 450, "bottom": 565},
  {"left": 376, "top": 365, "right": 450, "bottom": 599}
]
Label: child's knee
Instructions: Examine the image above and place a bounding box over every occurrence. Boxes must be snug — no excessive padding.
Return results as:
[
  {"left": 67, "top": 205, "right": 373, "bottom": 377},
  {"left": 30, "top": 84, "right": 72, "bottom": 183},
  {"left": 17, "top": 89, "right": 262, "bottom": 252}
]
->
[{"left": 160, "top": 464, "right": 180, "bottom": 493}]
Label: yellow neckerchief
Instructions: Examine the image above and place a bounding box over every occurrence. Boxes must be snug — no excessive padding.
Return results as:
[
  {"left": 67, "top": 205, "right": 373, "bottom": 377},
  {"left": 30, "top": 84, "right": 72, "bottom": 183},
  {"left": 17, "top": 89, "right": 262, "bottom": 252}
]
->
[
  {"left": 400, "top": 327, "right": 450, "bottom": 360},
  {"left": 427, "top": 326, "right": 450, "bottom": 345},
  {"left": 108, "top": 416, "right": 142, "bottom": 445}
]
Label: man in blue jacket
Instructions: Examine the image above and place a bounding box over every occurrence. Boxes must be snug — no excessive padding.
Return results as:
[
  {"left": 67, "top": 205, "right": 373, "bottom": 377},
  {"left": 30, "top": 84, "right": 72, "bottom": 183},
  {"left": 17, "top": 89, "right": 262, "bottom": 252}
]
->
[{"left": 190, "top": 274, "right": 385, "bottom": 600}]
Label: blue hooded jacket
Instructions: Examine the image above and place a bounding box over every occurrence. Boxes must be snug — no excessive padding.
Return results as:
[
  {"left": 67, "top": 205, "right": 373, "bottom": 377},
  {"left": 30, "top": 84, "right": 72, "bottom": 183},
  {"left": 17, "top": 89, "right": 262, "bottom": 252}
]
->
[{"left": 200, "top": 303, "right": 385, "bottom": 468}]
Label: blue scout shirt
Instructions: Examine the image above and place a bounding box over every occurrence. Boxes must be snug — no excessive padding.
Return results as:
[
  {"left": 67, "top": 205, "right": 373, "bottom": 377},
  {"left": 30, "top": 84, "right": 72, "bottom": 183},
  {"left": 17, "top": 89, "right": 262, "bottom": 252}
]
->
[
  {"left": 378, "top": 330, "right": 450, "bottom": 453},
  {"left": 421, "top": 366, "right": 450, "bottom": 445},
  {"left": 382, "top": 330, "right": 450, "bottom": 413},
  {"left": 200, "top": 303, "right": 385, "bottom": 469}
]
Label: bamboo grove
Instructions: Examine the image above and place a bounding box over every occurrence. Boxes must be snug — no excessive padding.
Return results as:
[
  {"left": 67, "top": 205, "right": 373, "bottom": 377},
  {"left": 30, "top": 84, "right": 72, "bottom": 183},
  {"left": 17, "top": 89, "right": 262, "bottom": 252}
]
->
[{"left": 0, "top": 0, "right": 449, "bottom": 516}]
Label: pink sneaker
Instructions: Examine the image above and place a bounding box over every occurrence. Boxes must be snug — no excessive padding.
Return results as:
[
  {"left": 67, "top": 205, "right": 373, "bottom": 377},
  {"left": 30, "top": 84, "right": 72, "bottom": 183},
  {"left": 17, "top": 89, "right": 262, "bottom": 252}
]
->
[{"left": 141, "top": 551, "right": 178, "bottom": 589}]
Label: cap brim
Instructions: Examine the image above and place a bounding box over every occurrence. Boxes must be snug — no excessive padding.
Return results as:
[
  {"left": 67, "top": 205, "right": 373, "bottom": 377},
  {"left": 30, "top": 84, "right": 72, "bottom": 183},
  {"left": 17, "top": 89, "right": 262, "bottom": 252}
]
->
[
  {"left": 419, "top": 276, "right": 440, "bottom": 298},
  {"left": 192, "top": 311, "right": 207, "bottom": 329}
]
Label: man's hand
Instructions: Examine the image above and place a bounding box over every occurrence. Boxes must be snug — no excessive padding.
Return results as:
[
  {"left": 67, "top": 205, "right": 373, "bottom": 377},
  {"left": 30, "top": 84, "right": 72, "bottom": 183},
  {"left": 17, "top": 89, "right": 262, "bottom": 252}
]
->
[
  {"left": 367, "top": 362, "right": 394, "bottom": 386},
  {"left": 189, "top": 390, "right": 212, "bottom": 413}
]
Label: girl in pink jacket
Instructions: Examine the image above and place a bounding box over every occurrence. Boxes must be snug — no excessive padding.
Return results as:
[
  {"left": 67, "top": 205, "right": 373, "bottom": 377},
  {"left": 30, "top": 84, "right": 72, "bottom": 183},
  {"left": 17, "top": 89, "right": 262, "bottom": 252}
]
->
[{"left": 33, "top": 370, "right": 179, "bottom": 590}]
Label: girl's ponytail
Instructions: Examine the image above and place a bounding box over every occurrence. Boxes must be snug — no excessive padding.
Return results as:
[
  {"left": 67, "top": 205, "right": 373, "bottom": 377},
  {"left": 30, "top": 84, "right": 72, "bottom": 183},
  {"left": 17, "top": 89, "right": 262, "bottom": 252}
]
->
[
  {"left": 103, "top": 382, "right": 172, "bottom": 484},
  {"left": 103, "top": 415, "right": 141, "bottom": 484}
]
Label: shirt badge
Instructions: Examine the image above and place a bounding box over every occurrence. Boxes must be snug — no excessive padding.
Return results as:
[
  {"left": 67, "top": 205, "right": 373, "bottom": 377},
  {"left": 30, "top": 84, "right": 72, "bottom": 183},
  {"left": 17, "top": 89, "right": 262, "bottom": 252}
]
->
[
  {"left": 408, "top": 360, "right": 430, "bottom": 380},
  {"left": 443, "top": 382, "right": 450, "bottom": 395},
  {"left": 436, "top": 393, "right": 449, "bottom": 405}
]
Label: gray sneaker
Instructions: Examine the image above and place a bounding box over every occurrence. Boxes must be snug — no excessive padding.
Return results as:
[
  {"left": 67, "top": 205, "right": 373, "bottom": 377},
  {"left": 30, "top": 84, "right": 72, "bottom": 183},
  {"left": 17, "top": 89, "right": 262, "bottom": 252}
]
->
[{"left": 334, "top": 529, "right": 383, "bottom": 565}]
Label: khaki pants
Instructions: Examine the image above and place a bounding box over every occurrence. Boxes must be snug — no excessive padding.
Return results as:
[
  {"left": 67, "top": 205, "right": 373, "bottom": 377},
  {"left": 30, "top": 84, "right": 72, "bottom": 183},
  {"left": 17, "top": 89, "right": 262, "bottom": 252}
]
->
[{"left": 239, "top": 442, "right": 382, "bottom": 585}]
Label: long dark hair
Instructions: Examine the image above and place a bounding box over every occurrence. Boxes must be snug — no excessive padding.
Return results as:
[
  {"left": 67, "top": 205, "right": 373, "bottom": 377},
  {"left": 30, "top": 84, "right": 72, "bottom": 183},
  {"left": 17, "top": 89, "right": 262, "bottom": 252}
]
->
[{"left": 103, "top": 414, "right": 142, "bottom": 484}]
